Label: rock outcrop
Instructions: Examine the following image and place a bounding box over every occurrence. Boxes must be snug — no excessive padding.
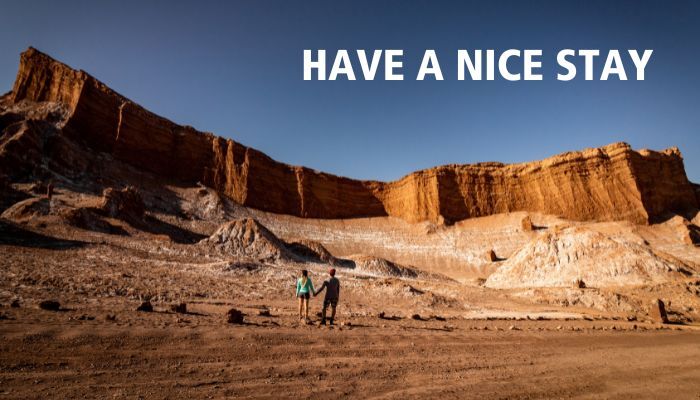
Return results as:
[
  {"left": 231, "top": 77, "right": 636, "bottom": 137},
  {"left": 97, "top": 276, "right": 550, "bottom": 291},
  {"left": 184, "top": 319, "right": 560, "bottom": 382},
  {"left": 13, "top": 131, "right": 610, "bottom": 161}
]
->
[
  {"left": 348, "top": 255, "right": 421, "bottom": 279},
  {"left": 485, "top": 227, "right": 683, "bottom": 289},
  {"left": 3, "top": 48, "right": 698, "bottom": 225},
  {"left": 200, "top": 218, "right": 295, "bottom": 262}
]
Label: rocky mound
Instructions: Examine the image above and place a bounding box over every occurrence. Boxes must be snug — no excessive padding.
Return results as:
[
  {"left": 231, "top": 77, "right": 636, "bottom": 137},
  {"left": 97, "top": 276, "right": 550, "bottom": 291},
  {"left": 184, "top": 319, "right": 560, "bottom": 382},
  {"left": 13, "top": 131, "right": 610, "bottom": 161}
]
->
[
  {"left": 1, "top": 197, "right": 50, "bottom": 220},
  {"left": 199, "top": 218, "right": 294, "bottom": 262},
  {"left": 3, "top": 48, "right": 697, "bottom": 225},
  {"left": 61, "top": 207, "right": 127, "bottom": 235},
  {"left": 285, "top": 239, "right": 341, "bottom": 265},
  {"left": 99, "top": 186, "right": 144, "bottom": 223},
  {"left": 348, "top": 255, "right": 421, "bottom": 279},
  {"left": 485, "top": 227, "right": 684, "bottom": 289}
]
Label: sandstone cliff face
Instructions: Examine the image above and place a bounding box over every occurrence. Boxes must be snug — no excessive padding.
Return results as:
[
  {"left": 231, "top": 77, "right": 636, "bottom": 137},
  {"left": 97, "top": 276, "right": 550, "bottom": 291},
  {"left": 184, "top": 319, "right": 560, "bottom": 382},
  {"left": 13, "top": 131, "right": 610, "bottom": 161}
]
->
[{"left": 4, "top": 48, "right": 699, "bottom": 224}]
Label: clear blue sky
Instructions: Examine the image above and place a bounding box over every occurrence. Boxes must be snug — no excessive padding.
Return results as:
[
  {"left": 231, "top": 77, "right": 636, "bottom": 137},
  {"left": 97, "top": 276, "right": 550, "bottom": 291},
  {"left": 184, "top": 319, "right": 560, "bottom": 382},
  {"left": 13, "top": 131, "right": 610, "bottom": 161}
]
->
[{"left": 1, "top": 0, "right": 698, "bottom": 182}]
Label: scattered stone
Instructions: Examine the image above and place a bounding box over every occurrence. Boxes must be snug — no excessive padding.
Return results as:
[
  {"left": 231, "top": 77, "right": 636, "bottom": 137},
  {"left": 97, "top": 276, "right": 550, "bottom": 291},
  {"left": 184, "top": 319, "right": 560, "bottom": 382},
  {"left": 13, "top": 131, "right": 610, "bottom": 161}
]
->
[
  {"left": 485, "top": 249, "right": 498, "bottom": 262},
  {"left": 38, "top": 300, "right": 60, "bottom": 311},
  {"left": 170, "top": 303, "right": 187, "bottom": 314},
  {"left": 227, "top": 308, "right": 244, "bottom": 324},
  {"left": 649, "top": 299, "right": 669, "bottom": 324},
  {"left": 136, "top": 301, "right": 153, "bottom": 312}
]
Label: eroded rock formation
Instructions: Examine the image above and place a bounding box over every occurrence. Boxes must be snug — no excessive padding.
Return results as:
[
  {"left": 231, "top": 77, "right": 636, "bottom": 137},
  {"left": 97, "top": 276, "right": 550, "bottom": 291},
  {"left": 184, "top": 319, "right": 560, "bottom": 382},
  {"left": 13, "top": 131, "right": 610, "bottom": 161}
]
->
[
  {"left": 3, "top": 48, "right": 698, "bottom": 224},
  {"left": 485, "top": 227, "right": 683, "bottom": 289}
]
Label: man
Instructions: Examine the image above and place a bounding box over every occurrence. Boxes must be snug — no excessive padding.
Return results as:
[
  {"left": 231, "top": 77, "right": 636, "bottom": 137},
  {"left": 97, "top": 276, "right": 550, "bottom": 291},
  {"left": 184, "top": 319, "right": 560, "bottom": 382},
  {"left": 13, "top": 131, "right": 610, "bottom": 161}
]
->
[{"left": 314, "top": 268, "right": 340, "bottom": 325}]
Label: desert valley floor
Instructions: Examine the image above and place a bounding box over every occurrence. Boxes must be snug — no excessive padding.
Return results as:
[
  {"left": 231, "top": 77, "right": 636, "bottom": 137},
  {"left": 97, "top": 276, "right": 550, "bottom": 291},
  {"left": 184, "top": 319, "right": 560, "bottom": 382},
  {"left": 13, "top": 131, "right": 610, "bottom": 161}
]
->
[{"left": 1, "top": 181, "right": 700, "bottom": 399}]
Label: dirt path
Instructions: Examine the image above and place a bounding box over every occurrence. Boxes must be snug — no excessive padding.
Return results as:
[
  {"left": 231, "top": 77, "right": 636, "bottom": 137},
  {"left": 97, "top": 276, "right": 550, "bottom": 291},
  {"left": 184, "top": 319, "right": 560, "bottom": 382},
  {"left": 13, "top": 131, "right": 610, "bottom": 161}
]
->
[{"left": 1, "top": 320, "right": 699, "bottom": 399}]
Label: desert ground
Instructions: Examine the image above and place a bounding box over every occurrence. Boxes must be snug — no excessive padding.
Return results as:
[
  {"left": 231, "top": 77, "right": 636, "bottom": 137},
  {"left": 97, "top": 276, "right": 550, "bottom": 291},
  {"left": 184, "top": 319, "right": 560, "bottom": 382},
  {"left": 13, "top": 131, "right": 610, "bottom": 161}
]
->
[{"left": 1, "top": 181, "right": 700, "bottom": 399}]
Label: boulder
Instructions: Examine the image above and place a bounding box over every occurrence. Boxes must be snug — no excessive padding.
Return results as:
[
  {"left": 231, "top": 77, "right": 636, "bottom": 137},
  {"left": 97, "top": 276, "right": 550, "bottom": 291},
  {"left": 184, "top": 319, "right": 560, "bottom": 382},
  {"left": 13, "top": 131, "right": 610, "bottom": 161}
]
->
[
  {"left": 99, "top": 186, "right": 145, "bottom": 222},
  {"left": 485, "top": 249, "right": 498, "bottom": 262},
  {"left": 38, "top": 300, "right": 60, "bottom": 311},
  {"left": 649, "top": 299, "right": 669, "bottom": 324},
  {"left": 136, "top": 301, "right": 153, "bottom": 312},
  {"left": 227, "top": 308, "right": 244, "bottom": 324},
  {"left": 170, "top": 303, "right": 187, "bottom": 314}
]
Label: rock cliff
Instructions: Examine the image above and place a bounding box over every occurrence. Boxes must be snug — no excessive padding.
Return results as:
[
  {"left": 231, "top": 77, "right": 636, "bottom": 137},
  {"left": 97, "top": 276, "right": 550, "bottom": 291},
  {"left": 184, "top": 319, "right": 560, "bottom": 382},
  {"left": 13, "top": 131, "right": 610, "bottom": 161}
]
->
[{"left": 3, "top": 48, "right": 698, "bottom": 224}]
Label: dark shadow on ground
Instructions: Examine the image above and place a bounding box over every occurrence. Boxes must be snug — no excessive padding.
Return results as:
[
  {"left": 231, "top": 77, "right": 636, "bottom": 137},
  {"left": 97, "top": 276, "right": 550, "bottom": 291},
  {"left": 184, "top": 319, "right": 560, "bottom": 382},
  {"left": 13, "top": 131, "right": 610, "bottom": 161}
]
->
[
  {"left": 0, "top": 219, "right": 87, "bottom": 249},
  {"left": 133, "top": 215, "right": 207, "bottom": 244}
]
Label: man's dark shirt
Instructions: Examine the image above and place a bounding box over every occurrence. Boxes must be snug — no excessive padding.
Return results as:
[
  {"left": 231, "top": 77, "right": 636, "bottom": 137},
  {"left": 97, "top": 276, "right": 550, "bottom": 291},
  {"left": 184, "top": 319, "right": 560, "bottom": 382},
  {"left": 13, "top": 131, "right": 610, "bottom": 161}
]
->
[{"left": 318, "top": 277, "right": 340, "bottom": 301}]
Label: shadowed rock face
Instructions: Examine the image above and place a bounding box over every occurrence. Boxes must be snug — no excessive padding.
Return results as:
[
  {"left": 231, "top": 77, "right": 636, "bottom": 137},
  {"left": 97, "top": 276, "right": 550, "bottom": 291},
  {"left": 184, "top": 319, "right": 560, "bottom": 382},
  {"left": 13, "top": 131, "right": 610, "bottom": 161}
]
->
[{"left": 4, "top": 47, "right": 699, "bottom": 224}]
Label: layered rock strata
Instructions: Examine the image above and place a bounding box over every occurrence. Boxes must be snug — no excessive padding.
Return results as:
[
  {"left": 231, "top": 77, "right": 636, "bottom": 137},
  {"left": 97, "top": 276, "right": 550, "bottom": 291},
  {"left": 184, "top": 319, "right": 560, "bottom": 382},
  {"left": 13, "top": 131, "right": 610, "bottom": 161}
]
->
[{"left": 4, "top": 48, "right": 698, "bottom": 224}]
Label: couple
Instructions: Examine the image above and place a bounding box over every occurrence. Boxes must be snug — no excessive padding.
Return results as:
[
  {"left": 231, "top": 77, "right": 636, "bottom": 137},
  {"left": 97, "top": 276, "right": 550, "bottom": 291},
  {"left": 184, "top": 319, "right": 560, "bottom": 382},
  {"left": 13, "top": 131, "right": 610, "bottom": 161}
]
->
[{"left": 296, "top": 268, "right": 339, "bottom": 325}]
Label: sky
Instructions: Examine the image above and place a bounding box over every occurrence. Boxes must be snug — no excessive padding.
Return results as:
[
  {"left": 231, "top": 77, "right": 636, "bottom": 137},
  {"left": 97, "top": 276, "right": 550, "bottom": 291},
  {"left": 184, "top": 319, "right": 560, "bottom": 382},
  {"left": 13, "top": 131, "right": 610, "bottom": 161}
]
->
[{"left": 1, "top": 0, "right": 698, "bottom": 182}]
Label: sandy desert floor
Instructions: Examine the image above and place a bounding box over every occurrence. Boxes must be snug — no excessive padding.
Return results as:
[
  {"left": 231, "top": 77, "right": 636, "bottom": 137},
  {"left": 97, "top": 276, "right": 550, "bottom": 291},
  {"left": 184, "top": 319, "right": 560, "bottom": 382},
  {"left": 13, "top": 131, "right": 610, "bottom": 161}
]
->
[
  {"left": 1, "top": 183, "right": 700, "bottom": 399},
  {"left": 1, "top": 307, "right": 700, "bottom": 399}
]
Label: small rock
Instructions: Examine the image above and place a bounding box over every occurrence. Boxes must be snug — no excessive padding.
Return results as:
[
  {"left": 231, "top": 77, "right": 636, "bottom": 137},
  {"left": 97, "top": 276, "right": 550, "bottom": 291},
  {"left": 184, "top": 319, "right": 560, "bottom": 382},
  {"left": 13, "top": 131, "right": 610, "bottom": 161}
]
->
[
  {"left": 509, "top": 325, "right": 520, "bottom": 331},
  {"left": 10, "top": 299, "right": 20, "bottom": 308},
  {"left": 105, "top": 314, "right": 117, "bottom": 321},
  {"left": 258, "top": 309, "right": 271, "bottom": 317},
  {"left": 227, "top": 308, "right": 244, "bottom": 324},
  {"left": 411, "top": 314, "right": 422, "bottom": 321},
  {"left": 170, "top": 303, "right": 187, "bottom": 314},
  {"left": 485, "top": 249, "right": 498, "bottom": 262},
  {"left": 136, "top": 301, "right": 153, "bottom": 312},
  {"left": 649, "top": 299, "right": 669, "bottom": 324},
  {"left": 378, "top": 311, "right": 386, "bottom": 319},
  {"left": 38, "top": 300, "right": 60, "bottom": 311}
]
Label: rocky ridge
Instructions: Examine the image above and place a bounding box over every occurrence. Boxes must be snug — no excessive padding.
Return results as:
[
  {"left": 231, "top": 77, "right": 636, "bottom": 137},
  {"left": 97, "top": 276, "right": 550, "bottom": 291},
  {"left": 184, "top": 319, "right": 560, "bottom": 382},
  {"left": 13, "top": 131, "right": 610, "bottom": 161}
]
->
[{"left": 2, "top": 47, "right": 698, "bottom": 225}]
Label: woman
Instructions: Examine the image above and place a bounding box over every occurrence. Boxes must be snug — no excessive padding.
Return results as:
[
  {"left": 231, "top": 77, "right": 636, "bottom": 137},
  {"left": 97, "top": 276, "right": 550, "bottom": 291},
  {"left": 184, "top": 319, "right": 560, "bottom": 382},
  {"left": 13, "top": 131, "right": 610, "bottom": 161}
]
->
[{"left": 296, "top": 269, "right": 315, "bottom": 322}]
